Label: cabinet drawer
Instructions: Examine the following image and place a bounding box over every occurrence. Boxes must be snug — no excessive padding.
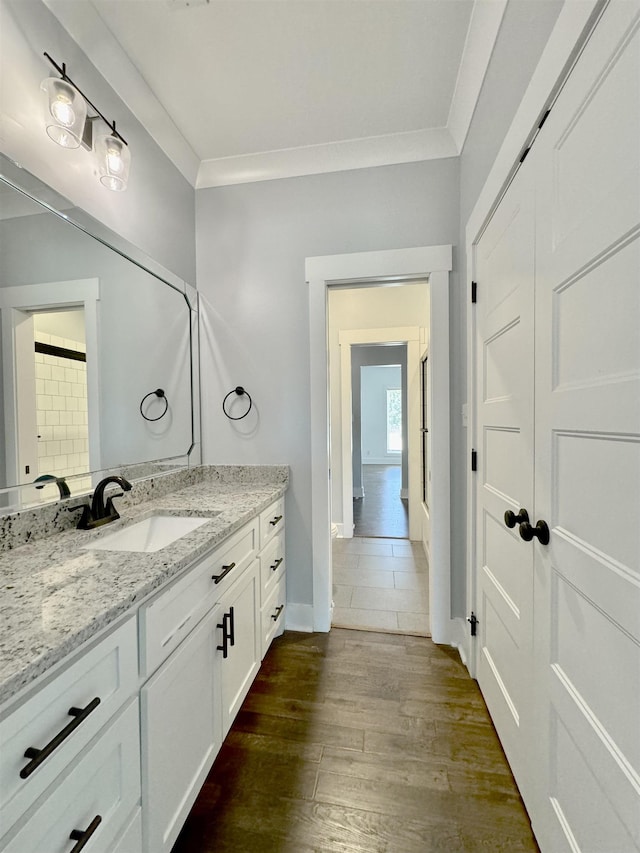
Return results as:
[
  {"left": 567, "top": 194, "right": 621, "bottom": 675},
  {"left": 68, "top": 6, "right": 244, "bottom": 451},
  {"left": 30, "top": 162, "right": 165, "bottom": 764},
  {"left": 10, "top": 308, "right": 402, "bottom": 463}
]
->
[
  {"left": 1, "top": 698, "right": 141, "bottom": 853},
  {"left": 259, "top": 532, "right": 285, "bottom": 605},
  {"left": 0, "top": 617, "right": 138, "bottom": 832},
  {"left": 261, "top": 575, "right": 286, "bottom": 659},
  {"left": 140, "top": 519, "right": 258, "bottom": 677},
  {"left": 259, "top": 498, "right": 284, "bottom": 549}
]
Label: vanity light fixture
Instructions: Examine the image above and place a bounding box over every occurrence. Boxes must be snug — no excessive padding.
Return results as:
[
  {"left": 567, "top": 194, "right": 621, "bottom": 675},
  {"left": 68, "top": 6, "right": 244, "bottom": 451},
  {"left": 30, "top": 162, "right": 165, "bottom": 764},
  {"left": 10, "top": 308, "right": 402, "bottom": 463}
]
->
[{"left": 41, "top": 53, "right": 131, "bottom": 192}]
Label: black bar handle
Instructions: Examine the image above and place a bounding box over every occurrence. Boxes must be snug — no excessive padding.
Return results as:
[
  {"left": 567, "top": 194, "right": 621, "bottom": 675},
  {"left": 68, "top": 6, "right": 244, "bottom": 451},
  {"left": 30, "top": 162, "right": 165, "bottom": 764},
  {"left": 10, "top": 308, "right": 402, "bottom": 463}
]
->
[
  {"left": 228, "top": 606, "right": 235, "bottom": 647},
  {"left": 69, "top": 815, "right": 102, "bottom": 852},
  {"left": 270, "top": 557, "right": 283, "bottom": 572},
  {"left": 212, "top": 561, "right": 236, "bottom": 584},
  {"left": 271, "top": 604, "right": 284, "bottom": 622},
  {"left": 20, "top": 697, "right": 101, "bottom": 779},
  {"left": 216, "top": 612, "right": 229, "bottom": 658},
  {"left": 269, "top": 515, "right": 283, "bottom": 527}
]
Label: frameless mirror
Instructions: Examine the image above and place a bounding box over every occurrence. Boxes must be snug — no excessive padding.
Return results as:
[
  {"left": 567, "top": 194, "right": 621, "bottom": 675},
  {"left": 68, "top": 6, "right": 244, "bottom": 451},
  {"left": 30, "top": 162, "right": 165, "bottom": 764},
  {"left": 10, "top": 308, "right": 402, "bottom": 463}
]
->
[{"left": 0, "top": 154, "right": 198, "bottom": 511}]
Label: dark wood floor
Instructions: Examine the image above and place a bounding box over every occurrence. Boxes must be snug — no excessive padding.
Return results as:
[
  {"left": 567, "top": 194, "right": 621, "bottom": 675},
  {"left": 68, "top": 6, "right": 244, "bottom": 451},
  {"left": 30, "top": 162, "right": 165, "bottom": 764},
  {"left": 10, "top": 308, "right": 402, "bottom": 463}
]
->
[
  {"left": 171, "top": 630, "right": 539, "bottom": 853},
  {"left": 353, "top": 465, "right": 408, "bottom": 539}
]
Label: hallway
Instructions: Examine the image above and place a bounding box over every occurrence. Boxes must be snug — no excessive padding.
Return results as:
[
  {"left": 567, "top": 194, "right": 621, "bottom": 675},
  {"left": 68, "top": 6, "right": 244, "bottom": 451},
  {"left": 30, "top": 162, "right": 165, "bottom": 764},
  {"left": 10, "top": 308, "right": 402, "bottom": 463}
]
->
[
  {"left": 172, "top": 629, "right": 538, "bottom": 853},
  {"left": 353, "top": 464, "right": 408, "bottom": 539}
]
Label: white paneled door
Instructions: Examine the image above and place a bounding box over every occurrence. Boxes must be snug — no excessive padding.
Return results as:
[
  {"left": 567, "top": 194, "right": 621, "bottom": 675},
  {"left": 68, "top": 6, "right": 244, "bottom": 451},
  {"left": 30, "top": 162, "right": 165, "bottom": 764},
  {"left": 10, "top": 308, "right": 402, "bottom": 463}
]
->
[
  {"left": 533, "top": 1, "right": 640, "bottom": 850},
  {"left": 473, "top": 1, "right": 640, "bottom": 851},
  {"left": 474, "top": 162, "right": 536, "bottom": 808}
]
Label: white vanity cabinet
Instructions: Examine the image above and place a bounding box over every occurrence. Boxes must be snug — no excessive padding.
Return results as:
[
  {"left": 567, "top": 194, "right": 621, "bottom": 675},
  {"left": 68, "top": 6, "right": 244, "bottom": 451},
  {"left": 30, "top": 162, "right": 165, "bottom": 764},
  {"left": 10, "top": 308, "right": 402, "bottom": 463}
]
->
[
  {"left": 0, "top": 617, "right": 140, "bottom": 853},
  {"left": 0, "top": 491, "right": 286, "bottom": 853}
]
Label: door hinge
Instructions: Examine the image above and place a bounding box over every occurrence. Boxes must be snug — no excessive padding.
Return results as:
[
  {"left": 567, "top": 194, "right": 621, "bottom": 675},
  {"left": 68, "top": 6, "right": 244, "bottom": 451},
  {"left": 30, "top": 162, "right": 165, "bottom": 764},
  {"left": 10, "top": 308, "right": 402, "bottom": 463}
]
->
[
  {"left": 538, "top": 108, "right": 551, "bottom": 130},
  {"left": 471, "top": 449, "right": 477, "bottom": 472},
  {"left": 471, "top": 281, "right": 477, "bottom": 304},
  {"left": 468, "top": 612, "right": 479, "bottom": 636}
]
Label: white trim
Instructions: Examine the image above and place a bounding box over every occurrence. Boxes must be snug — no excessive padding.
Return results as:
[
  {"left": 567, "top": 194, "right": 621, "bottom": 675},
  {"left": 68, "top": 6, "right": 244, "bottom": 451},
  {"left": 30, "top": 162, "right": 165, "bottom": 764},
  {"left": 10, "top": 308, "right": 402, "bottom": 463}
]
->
[
  {"left": 464, "top": 0, "right": 604, "bottom": 678},
  {"left": 448, "top": 0, "right": 508, "bottom": 153},
  {"left": 196, "top": 128, "right": 457, "bottom": 189},
  {"left": 0, "top": 280, "right": 101, "bottom": 491},
  {"left": 339, "top": 326, "right": 421, "bottom": 541},
  {"left": 285, "top": 603, "right": 314, "bottom": 633},
  {"left": 307, "top": 246, "right": 452, "bottom": 640}
]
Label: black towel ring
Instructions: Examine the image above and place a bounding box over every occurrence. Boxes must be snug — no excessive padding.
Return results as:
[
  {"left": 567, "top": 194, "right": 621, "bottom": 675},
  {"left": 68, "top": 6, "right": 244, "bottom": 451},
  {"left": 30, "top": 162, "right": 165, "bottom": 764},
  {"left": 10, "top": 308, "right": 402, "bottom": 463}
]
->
[
  {"left": 140, "top": 388, "right": 169, "bottom": 421},
  {"left": 222, "top": 386, "right": 253, "bottom": 420}
]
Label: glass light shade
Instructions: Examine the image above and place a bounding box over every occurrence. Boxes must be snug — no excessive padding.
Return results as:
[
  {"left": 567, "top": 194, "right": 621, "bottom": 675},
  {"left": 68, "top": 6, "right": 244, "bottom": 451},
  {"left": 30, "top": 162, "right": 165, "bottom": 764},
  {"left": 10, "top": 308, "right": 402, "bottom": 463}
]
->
[
  {"left": 41, "top": 78, "right": 87, "bottom": 149},
  {"left": 94, "top": 132, "right": 131, "bottom": 191}
]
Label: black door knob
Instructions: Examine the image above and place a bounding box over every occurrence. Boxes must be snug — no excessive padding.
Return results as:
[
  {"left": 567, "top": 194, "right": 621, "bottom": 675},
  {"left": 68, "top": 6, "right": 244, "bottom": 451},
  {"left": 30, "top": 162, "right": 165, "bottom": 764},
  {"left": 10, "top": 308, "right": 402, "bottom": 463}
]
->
[
  {"left": 519, "top": 520, "right": 550, "bottom": 546},
  {"left": 504, "top": 508, "right": 529, "bottom": 529}
]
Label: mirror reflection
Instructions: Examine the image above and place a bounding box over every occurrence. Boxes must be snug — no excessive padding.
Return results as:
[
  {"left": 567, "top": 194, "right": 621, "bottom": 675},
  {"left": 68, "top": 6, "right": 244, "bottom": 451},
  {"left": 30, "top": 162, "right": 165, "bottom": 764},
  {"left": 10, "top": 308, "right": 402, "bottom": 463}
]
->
[{"left": 0, "top": 156, "right": 197, "bottom": 509}]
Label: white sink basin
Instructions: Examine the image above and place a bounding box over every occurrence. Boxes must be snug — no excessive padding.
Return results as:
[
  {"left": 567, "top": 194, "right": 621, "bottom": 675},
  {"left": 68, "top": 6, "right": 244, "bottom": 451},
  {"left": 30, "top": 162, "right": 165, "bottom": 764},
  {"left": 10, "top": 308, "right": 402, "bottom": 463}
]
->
[{"left": 84, "top": 515, "right": 213, "bottom": 553}]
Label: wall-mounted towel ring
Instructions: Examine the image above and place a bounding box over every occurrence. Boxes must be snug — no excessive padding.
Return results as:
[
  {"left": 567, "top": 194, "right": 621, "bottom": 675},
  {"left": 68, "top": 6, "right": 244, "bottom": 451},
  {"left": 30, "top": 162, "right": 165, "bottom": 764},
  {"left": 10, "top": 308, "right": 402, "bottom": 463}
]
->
[
  {"left": 222, "top": 386, "right": 253, "bottom": 420},
  {"left": 140, "top": 388, "right": 168, "bottom": 421}
]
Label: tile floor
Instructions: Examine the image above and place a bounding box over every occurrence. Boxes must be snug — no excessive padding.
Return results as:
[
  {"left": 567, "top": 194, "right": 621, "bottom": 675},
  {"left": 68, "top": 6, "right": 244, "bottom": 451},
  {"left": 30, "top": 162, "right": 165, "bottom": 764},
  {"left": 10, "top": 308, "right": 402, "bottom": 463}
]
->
[{"left": 332, "top": 536, "right": 430, "bottom": 636}]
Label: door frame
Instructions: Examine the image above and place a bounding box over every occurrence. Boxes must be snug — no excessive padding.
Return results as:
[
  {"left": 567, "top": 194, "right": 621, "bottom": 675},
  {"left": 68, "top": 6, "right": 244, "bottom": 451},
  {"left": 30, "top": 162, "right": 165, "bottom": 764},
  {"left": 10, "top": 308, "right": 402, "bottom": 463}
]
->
[
  {"left": 339, "top": 327, "right": 421, "bottom": 541},
  {"left": 464, "top": 0, "right": 604, "bottom": 673},
  {"left": 0, "top": 280, "right": 100, "bottom": 492},
  {"left": 307, "top": 245, "right": 452, "bottom": 641}
]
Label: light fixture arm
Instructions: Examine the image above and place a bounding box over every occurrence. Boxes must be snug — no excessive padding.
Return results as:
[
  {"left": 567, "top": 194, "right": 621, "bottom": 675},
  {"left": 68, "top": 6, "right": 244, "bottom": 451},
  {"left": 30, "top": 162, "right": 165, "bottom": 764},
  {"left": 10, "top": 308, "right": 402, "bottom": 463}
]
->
[{"left": 43, "top": 52, "right": 128, "bottom": 147}]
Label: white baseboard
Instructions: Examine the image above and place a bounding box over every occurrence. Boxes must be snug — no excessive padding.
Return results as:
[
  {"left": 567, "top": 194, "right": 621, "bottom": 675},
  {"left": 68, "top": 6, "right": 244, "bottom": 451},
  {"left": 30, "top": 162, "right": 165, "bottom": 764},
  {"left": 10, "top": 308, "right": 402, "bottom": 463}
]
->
[
  {"left": 332, "top": 522, "right": 344, "bottom": 537},
  {"left": 352, "top": 486, "right": 364, "bottom": 498},
  {"left": 285, "top": 602, "right": 314, "bottom": 633},
  {"left": 448, "top": 616, "right": 472, "bottom": 673}
]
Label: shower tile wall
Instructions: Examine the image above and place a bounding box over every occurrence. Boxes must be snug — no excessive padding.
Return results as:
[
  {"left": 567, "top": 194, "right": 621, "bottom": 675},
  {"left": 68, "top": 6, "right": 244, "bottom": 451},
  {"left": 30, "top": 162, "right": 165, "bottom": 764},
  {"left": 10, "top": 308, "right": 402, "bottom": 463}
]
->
[{"left": 34, "top": 332, "right": 90, "bottom": 486}]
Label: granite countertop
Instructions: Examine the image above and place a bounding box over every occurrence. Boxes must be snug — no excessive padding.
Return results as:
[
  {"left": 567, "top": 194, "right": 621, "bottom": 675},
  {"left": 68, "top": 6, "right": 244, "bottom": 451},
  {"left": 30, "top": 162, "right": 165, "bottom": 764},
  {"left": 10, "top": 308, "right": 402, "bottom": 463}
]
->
[{"left": 0, "top": 469, "right": 288, "bottom": 709}]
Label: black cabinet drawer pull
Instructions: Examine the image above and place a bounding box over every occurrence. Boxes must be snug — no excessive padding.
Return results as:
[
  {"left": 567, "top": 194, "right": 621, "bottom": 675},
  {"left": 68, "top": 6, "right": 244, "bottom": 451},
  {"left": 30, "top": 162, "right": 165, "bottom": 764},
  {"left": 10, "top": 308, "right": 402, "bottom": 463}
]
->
[
  {"left": 69, "top": 814, "right": 102, "bottom": 852},
  {"left": 20, "top": 697, "right": 101, "bottom": 779},
  {"left": 212, "top": 561, "right": 236, "bottom": 584},
  {"left": 271, "top": 604, "right": 284, "bottom": 622},
  {"left": 270, "top": 557, "right": 283, "bottom": 572},
  {"left": 269, "top": 515, "right": 283, "bottom": 527}
]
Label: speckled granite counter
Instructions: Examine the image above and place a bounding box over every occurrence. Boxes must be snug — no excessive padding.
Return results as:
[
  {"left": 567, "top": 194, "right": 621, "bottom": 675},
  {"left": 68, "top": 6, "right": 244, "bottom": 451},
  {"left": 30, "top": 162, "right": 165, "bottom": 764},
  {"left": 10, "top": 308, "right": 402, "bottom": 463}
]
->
[{"left": 0, "top": 466, "right": 288, "bottom": 708}]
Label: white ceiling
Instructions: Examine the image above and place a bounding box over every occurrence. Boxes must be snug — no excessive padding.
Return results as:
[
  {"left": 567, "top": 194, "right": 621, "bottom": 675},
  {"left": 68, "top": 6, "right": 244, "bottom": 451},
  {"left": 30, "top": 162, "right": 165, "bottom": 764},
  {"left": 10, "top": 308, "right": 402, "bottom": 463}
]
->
[{"left": 44, "top": 0, "right": 507, "bottom": 188}]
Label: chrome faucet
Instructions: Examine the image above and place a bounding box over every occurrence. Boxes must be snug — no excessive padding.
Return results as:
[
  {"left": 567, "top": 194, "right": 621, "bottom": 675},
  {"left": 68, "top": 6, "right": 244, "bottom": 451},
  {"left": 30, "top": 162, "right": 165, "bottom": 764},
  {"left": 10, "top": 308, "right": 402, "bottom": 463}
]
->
[{"left": 77, "top": 476, "right": 132, "bottom": 530}]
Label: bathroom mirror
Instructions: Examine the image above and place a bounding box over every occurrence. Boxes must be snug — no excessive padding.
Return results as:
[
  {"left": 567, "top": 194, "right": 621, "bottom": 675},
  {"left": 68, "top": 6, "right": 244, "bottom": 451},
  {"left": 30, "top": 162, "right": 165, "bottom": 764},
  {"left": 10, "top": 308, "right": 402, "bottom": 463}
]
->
[{"left": 0, "top": 154, "right": 198, "bottom": 510}]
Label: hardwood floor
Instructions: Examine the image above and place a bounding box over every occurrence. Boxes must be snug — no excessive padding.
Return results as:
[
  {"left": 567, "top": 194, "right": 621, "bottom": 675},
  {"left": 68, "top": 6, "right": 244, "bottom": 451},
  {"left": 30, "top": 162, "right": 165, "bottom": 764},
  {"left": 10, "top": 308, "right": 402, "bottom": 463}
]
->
[
  {"left": 353, "top": 465, "right": 408, "bottom": 539},
  {"left": 171, "top": 630, "right": 539, "bottom": 853}
]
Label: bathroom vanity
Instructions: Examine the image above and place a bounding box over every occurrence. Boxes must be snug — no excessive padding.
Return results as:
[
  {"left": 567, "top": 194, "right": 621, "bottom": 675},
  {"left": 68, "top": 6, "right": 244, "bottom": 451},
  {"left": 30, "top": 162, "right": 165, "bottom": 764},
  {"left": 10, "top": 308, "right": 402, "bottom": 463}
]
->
[{"left": 0, "top": 466, "right": 287, "bottom": 853}]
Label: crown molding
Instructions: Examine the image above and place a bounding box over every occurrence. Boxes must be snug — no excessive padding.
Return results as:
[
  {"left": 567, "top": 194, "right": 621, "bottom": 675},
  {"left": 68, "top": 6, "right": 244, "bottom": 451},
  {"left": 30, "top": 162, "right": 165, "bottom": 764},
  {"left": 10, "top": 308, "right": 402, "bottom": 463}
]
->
[
  {"left": 447, "top": 0, "right": 508, "bottom": 153},
  {"left": 44, "top": 0, "right": 507, "bottom": 188},
  {"left": 196, "top": 127, "right": 458, "bottom": 189}
]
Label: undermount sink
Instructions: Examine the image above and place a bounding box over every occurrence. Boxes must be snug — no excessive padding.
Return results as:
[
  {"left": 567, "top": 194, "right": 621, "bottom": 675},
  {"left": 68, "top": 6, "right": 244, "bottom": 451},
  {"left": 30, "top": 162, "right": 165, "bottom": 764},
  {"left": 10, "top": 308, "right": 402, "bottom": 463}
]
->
[{"left": 83, "top": 514, "right": 214, "bottom": 553}]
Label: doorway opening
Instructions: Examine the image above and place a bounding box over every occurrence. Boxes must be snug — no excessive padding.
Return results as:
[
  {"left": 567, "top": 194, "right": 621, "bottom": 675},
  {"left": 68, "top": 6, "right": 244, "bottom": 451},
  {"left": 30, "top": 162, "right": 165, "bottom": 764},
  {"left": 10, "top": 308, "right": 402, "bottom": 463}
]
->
[
  {"left": 354, "top": 359, "right": 408, "bottom": 539},
  {"left": 326, "top": 285, "right": 430, "bottom": 636},
  {"left": 307, "top": 244, "right": 451, "bottom": 642}
]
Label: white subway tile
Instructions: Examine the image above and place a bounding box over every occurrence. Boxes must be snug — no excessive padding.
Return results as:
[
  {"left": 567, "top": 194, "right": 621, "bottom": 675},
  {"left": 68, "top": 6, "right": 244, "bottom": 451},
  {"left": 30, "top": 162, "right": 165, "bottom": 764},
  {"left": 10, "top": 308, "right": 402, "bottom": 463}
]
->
[{"left": 45, "top": 411, "right": 60, "bottom": 426}]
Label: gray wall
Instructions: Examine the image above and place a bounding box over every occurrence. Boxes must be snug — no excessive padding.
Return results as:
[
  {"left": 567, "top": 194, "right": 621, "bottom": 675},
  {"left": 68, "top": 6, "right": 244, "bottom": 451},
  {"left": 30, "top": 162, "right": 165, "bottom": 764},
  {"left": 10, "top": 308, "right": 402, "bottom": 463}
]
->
[
  {"left": 1, "top": 0, "right": 196, "bottom": 284},
  {"left": 196, "top": 159, "right": 459, "bottom": 607},
  {"left": 451, "top": 0, "right": 564, "bottom": 616}
]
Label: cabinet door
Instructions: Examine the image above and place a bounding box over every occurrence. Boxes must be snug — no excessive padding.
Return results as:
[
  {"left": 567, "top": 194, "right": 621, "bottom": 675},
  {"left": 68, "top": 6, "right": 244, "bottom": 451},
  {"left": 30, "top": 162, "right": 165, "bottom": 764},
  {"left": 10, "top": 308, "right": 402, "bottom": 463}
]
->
[
  {"left": 218, "top": 560, "right": 261, "bottom": 737},
  {"left": 141, "top": 610, "right": 221, "bottom": 853}
]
